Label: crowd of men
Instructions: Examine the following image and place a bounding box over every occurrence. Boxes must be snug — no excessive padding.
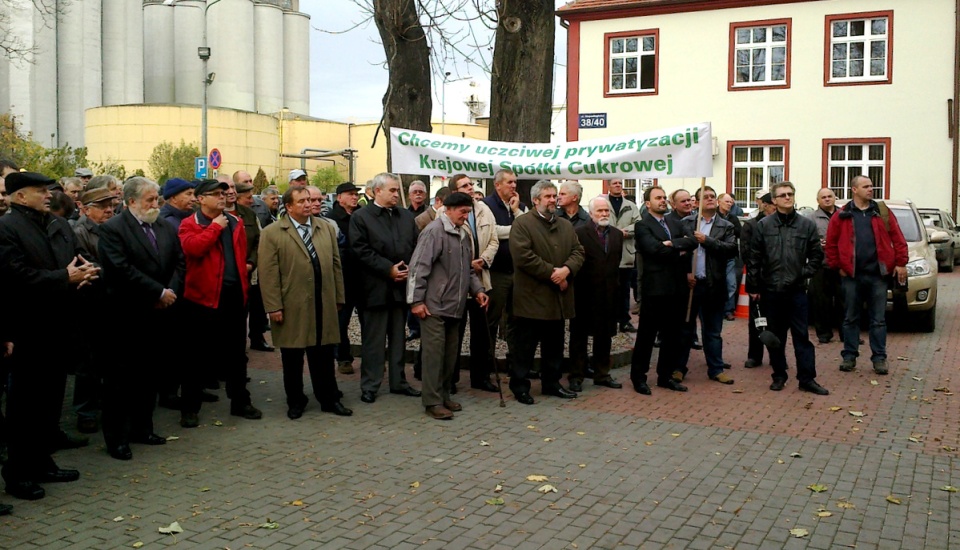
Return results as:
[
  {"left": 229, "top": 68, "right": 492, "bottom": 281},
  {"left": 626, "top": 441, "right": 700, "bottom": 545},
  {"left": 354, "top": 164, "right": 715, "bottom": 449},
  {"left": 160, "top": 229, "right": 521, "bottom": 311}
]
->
[{"left": 0, "top": 157, "right": 908, "bottom": 512}]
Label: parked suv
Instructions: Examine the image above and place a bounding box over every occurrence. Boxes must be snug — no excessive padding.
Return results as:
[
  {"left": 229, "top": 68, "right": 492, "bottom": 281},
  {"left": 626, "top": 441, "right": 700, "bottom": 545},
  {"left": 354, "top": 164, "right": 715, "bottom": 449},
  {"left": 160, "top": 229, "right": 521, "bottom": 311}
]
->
[{"left": 918, "top": 208, "right": 960, "bottom": 272}]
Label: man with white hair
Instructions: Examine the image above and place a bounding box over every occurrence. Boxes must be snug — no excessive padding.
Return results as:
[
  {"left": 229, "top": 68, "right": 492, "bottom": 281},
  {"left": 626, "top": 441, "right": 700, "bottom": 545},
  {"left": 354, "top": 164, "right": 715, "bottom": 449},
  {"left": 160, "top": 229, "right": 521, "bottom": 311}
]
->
[
  {"left": 407, "top": 180, "right": 427, "bottom": 215},
  {"left": 568, "top": 196, "right": 624, "bottom": 392},
  {"left": 557, "top": 180, "right": 590, "bottom": 229}
]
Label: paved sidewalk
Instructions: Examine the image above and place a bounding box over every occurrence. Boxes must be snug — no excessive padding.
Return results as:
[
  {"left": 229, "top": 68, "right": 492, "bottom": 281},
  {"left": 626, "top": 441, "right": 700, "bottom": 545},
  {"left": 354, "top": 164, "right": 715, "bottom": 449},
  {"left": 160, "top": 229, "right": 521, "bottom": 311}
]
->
[{"left": 2, "top": 275, "right": 959, "bottom": 549}]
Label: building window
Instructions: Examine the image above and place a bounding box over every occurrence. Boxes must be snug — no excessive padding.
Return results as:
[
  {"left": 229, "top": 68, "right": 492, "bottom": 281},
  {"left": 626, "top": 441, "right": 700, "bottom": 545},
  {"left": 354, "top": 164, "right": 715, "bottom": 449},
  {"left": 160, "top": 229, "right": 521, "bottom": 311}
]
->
[
  {"left": 823, "top": 139, "right": 890, "bottom": 200},
  {"left": 727, "top": 141, "right": 788, "bottom": 209},
  {"left": 604, "top": 30, "right": 658, "bottom": 97},
  {"left": 825, "top": 11, "right": 893, "bottom": 86},
  {"left": 729, "top": 19, "right": 791, "bottom": 90}
]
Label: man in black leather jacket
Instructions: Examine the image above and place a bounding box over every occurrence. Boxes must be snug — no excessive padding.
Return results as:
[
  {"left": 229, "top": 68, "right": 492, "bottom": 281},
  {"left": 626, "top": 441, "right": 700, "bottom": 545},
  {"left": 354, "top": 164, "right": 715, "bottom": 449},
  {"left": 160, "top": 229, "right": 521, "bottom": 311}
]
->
[{"left": 746, "top": 181, "right": 828, "bottom": 396}]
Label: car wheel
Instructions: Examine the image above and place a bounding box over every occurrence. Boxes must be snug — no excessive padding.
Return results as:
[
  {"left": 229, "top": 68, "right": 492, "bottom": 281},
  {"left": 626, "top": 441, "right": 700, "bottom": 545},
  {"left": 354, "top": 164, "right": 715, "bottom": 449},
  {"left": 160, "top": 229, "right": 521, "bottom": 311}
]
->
[
  {"left": 944, "top": 248, "right": 955, "bottom": 272},
  {"left": 917, "top": 306, "right": 936, "bottom": 333}
]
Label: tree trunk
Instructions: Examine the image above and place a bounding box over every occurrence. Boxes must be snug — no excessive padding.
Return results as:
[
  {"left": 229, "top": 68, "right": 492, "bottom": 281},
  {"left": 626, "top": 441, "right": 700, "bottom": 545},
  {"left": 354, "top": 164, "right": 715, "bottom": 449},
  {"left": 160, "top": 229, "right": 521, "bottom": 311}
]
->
[
  {"left": 373, "top": 0, "right": 432, "bottom": 200},
  {"left": 489, "top": 0, "right": 555, "bottom": 206}
]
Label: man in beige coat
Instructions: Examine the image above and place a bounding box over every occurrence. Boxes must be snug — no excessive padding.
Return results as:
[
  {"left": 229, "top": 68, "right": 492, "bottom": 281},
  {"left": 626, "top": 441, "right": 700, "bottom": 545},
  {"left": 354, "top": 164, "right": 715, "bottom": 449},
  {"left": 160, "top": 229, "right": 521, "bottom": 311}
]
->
[{"left": 258, "top": 186, "right": 351, "bottom": 419}]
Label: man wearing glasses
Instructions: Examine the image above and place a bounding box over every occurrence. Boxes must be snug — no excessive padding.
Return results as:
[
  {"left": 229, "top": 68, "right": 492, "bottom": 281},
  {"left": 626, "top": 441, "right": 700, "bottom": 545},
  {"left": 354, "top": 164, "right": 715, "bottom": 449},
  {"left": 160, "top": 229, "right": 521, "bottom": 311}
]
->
[
  {"left": 746, "top": 181, "right": 829, "bottom": 395},
  {"left": 408, "top": 180, "right": 427, "bottom": 215}
]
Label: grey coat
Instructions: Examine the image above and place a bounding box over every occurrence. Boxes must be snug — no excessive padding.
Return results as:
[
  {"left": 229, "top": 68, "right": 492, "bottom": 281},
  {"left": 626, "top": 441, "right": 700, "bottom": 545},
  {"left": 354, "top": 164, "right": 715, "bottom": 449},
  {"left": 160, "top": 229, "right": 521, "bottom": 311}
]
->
[{"left": 407, "top": 213, "right": 484, "bottom": 319}]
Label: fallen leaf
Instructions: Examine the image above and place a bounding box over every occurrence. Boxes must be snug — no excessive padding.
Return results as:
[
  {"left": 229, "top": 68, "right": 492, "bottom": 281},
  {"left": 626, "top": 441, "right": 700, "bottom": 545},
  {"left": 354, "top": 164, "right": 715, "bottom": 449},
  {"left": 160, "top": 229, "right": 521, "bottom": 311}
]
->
[
  {"left": 933, "top": 387, "right": 950, "bottom": 392},
  {"left": 578, "top": 464, "right": 586, "bottom": 468},
  {"left": 910, "top": 396, "right": 918, "bottom": 401},
  {"left": 789, "top": 452, "right": 802, "bottom": 458},
  {"left": 870, "top": 380, "right": 879, "bottom": 386},
  {"left": 526, "top": 425, "right": 536, "bottom": 430},
  {"left": 409, "top": 481, "right": 420, "bottom": 488},
  {"left": 837, "top": 501, "right": 856, "bottom": 509},
  {"left": 158, "top": 521, "right": 184, "bottom": 534},
  {"left": 897, "top": 356, "right": 909, "bottom": 361},
  {"left": 849, "top": 411, "right": 865, "bottom": 417},
  {"left": 940, "top": 486, "right": 959, "bottom": 492},
  {"left": 943, "top": 446, "right": 956, "bottom": 452},
  {"left": 789, "top": 528, "right": 809, "bottom": 538},
  {"left": 291, "top": 499, "right": 304, "bottom": 506},
  {"left": 258, "top": 522, "right": 280, "bottom": 529},
  {"left": 485, "top": 497, "right": 504, "bottom": 506},
  {"left": 113, "top": 516, "right": 124, "bottom": 522},
  {"left": 731, "top": 389, "right": 744, "bottom": 393},
  {"left": 816, "top": 511, "right": 833, "bottom": 518},
  {"left": 213, "top": 420, "right": 223, "bottom": 427},
  {"left": 908, "top": 437, "right": 921, "bottom": 443},
  {"left": 480, "top": 441, "right": 490, "bottom": 446},
  {"left": 200, "top": 487, "right": 210, "bottom": 492},
  {"left": 671, "top": 433, "right": 680, "bottom": 437},
  {"left": 526, "top": 475, "right": 549, "bottom": 482},
  {"left": 132, "top": 543, "right": 144, "bottom": 549},
  {"left": 543, "top": 438, "right": 554, "bottom": 442},
  {"left": 165, "top": 436, "right": 179, "bottom": 441},
  {"left": 494, "top": 484, "right": 502, "bottom": 493},
  {"left": 537, "top": 484, "right": 558, "bottom": 493},
  {"left": 886, "top": 495, "right": 901, "bottom": 505},
  {"left": 807, "top": 484, "right": 828, "bottom": 493},
  {"left": 576, "top": 432, "right": 585, "bottom": 436},
  {"left": 828, "top": 407, "right": 842, "bottom": 412},
  {"left": 777, "top": 459, "right": 785, "bottom": 464},
  {"left": 912, "top": 376, "right": 923, "bottom": 381}
]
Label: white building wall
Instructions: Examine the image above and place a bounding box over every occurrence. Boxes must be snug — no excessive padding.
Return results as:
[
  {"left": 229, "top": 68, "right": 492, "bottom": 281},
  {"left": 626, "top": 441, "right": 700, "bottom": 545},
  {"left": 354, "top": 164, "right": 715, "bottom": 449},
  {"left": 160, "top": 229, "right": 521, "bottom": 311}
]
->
[
  {"left": 143, "top": 2, "right": 175, "bottom": 103},
  {"left": 207, "top": 0, "right": 256, "bottom": 112},
  {"left": 573, "top": 0, "right": 955, "bottom": 209},
  {"left": 173, "top": 1, "right": 205, "bottom": 106},
  {"left": 254, "top": 2, "right": 285, "bottom": 114},
  {"left": 282, "top": 10, "right": 310, "bottom": 115}
]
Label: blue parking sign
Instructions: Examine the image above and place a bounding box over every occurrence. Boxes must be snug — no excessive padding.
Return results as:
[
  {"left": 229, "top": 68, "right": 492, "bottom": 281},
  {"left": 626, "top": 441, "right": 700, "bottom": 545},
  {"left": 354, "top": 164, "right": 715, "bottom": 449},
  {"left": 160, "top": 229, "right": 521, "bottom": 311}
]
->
[{"left": 194, "top": 157, "right": 207, "bottom": 179}]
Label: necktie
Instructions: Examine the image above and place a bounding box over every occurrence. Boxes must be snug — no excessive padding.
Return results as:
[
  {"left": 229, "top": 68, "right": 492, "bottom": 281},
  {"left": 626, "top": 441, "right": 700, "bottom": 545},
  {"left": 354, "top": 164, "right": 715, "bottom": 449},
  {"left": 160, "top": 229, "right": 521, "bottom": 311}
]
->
[
  {"left": 141, "top": 221, "right": 159, "bottom": 252},
  {"left": 659, "top": 218, "right": 671, "bottom": 239},
  {"left": 299, "top": 225, "right": 318, "bottom": 260}
]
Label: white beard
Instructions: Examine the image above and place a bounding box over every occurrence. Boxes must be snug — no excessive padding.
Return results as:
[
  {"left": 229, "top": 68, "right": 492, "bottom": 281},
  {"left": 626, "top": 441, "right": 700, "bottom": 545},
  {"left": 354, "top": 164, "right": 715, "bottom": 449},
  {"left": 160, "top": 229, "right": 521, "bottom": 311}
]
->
[
  {"left": 596, "top": 218, "right": 611, "bottom": 227},
  {"left": 140, "top": 208, "right": 160, "bottom": 224}
]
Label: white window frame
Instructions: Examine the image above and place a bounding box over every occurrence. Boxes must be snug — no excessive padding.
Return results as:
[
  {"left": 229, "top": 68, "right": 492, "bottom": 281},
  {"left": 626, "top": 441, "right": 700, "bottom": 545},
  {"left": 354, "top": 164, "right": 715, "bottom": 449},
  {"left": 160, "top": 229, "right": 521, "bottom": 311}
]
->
[
  {"left": 828, "top": 14, "right": 890, "bottom": 84},
  {"left": 827, "top": 143, "right": 887, "bottom": 200},
  {"left": 733, "top": 23, "right": 788, "bottom": 87},
  {"left": 730, "top": 144, "right": 786, "bottom": 209},
  {"left": 607, "top": 33, "right": 656, "bottom": 94}
]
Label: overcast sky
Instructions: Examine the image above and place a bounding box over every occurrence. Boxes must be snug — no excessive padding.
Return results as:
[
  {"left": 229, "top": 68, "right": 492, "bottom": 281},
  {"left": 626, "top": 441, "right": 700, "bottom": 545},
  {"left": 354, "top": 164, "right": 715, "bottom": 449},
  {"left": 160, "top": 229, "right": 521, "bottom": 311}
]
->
[{"left": 304, "top": 3, "right": 568, "bottom": 125}]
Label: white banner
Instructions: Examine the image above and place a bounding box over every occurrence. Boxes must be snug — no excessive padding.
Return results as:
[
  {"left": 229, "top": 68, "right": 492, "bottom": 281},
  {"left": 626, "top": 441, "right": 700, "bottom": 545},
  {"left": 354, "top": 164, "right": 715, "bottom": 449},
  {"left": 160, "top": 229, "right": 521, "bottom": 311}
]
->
[{"left": 389, "top": 122, "right": 713, "bottom": 180}]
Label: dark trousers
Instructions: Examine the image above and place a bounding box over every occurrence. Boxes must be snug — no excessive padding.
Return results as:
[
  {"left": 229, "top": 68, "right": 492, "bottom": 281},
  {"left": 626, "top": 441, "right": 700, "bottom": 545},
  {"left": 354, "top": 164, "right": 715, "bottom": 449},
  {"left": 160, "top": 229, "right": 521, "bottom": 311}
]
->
[
  {"left": 568, "top": 317, "right": 613, "bottom": 384},
  {"left": 2, "top": 342, "right": 67, "bottom": 483},
  {"left": 72, "top": 353, "right": 102, "bottom": 422},
  {"left": 809, "top": 267, "right": 841, "bottom": 340},
  {"left": 335, "top": 298, "right": 362, "bottom": 363},
  {"left": 761, "top": 290, "right": 817, "bottom": 384},
  {"left": 420, "top": 315, "right": 461, "bottom": 407},
  {"left": 247, "top": 283, "right": 269, "bottom": 344},
  {"left": 679, "top": 283, "right": 727, "bottom": 377},
  {"left": 509, "top": 317, "right": 564, "bottom": 396},
  {"left": 360, "top": 304, "right": 411, "bottom": 394},
  {"left": 453, "top": 298, "right": 492, "bottom": 386},
  {"left": 486, "top": 271, "right": 515, "bottom": 372},
  {"left": 747, "top": 296, "right": 765, "bottom": 364},
  {"left": 280, "top": 345, "right": 339, "bottom": 408},
  {"left": 618, "top": 268, "right": 635, "bottom": 323},
  {"left": 181, "top": 285, "right": 251, "bottom": 413},
  {"left": 631, "top": 294, "right": 685, "bottom": 385}
]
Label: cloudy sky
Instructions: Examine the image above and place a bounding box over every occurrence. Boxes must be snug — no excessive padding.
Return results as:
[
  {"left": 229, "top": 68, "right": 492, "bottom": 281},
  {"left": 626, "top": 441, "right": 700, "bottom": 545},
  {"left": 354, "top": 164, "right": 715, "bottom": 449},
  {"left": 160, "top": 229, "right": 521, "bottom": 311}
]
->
[{"left": 303, "top": 2, "right": 568, "bottom": 125}]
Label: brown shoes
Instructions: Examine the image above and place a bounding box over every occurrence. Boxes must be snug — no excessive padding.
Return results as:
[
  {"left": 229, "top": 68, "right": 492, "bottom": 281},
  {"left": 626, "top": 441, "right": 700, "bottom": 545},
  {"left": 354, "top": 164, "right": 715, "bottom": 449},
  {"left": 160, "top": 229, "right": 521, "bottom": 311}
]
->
[
  {"left": 425, "top": 405, "right": 454, "bottom": 420},
  {"left": 443, "top": 400, "right": 462, "bottom": 412}
]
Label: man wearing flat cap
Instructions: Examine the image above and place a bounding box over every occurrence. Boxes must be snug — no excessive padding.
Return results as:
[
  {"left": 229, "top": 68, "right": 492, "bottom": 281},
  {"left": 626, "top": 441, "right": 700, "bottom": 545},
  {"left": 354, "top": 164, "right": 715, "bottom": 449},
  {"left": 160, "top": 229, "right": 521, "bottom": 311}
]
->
[
  {"left": 98, "top": 177, "right": 185, "bottom": 461},
  {"left": 159, "top": 178, "right": 196, "bottom": 230},
  {"left": 74, "top": 167, "right": 93, "bottom": 185},
  {"left": 178, "top": 179, "right": 262, "bottom": 426},
  {"left": 0, "top": 172, "right": 99, "bottom": 500}
]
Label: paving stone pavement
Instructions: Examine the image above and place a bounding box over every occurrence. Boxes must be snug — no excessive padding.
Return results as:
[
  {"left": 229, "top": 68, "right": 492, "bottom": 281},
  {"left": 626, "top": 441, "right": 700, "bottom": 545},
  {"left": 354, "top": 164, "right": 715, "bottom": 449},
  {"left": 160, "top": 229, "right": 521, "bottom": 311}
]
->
[{"left": 2, "top": 274, "right": 960, "bottom": 549}]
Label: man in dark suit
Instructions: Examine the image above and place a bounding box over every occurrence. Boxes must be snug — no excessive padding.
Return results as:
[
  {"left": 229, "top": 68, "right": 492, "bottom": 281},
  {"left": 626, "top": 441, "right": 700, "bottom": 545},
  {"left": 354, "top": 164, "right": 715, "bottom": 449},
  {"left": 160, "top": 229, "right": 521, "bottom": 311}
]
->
[
  {"left": 0, "top": 172, "right": 99, "bottom": 500},
  {"left": 98, "top": 177, "right": 185, "bottom": 461},
  {"left": 349, "top": 172, "right": 421, "bottom": 404},
  {"left": 568, "top": 196, "right": 624, "bottom": 392},
  {"left": 679, "top": 186, "right": 738, "bottom": 385},
  {"left": 630, "top": 187, "right": 698, "bottom": 394},
  {"left": 326, "top": 182, "right": 362, "bottom": 375}
]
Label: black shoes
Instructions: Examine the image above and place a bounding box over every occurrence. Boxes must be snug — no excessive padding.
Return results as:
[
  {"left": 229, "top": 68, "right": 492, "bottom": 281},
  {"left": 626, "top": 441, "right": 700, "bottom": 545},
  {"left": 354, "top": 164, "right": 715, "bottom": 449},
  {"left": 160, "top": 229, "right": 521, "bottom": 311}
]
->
[
  {"left": 594, "top": 378, "right": 623, "bottom": 389},
  {"left": 180, "top": 412, "right": 199, "bottom": 428},
  {"left": 770, "top": 379, "right": 786, "bottom": 391},
  {"left": 633, "top": 382, "right": 652, "bottom": 395},
  {"left": 568, "top": 380, "right": 583, "bottom": 392},
  {"left": 817, "top": 335, "right": 832, "bottom": 344},
  {"left": 744, "top": 358, "right": 762, "bottom": 368},
  {"left": 287, "top": 406, "right": 304, "bottom": 420},
  {"left": 656, "top": 379, "right": 688, "bottom": 392},
  {"left": 390, "top": 387, "right": 422, "bottom": 397},
  {"left": 38, "top": 468, "right": 80, "bottom": 483},
  {"left": 5, "top": 481, "right": 44, "bottom": 500},
  {"left": 108, "top": 444, "right": 133, "bottom": 461},
  {"left": 360, "top": 391, "right": 377, "bottom": 403},
  {"left": 691, "top": 341, "right": 703, "bottom": 350},
  {"left": 320, "top": 402, "right": 353, "bottom": 416},
  {"left": 0, "top": 503, "right": 11, "bottom": 516},
  {"left": 131, "top": 434, "right": 166, "bottom": 446},
  {"left": 515, "top": 393, "right": 535, "bottom": 405},
  {"left": 200, "top": 391, "right": 219, "bottom": 403},
  {"left": 543, "top": 386, "right": 577, "bottom": 399},
  {"left": 527, "top": 371, "right": 541, "bottom": 380},
  {"left": 799, "top": 380, "right": 830, "bottom": 395},
  {"left": 231, "top": 404, "right": 263, "bottom": 419},
  {"left": 250, "top": 341, "right": 275, "bottom": 352},
  {"left": 471, "top": 380, "right": 499, "bottom": 393}
]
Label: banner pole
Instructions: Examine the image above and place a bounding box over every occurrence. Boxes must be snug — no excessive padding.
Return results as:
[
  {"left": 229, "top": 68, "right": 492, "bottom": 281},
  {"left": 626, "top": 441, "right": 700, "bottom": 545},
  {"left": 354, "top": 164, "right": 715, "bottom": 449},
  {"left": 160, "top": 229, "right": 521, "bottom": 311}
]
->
[{"left": 685, "top": 177, "right": 707, "bottom": 323}]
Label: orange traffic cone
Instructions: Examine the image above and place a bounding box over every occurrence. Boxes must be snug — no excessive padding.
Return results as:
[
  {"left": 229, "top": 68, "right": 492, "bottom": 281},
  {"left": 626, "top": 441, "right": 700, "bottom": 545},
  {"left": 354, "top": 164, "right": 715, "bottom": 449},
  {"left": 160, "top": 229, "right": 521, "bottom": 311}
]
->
[{"left": 734, "top": 267, "right": 749, "bottom": 319}]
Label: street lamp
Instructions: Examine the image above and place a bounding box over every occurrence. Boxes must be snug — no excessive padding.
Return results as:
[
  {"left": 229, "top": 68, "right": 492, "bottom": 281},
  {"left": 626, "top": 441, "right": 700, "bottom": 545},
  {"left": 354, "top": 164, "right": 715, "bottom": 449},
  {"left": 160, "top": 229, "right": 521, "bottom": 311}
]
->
[
  {"left": 441, "top": 72, "right": 473, "bottom": 135},
  {"left": 163, "top": 0, "right": 223, "bottom": 159}
]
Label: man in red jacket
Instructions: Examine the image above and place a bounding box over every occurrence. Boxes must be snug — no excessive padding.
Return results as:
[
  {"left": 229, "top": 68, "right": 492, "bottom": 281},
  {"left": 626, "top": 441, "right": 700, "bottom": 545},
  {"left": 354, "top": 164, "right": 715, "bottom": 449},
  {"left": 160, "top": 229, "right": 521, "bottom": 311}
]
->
[
  {"left": 824, "top": 175, "right": 908, "bottom": 376},
  {"left": 178, "top": 179, "right": 262, "bottom": 427}
]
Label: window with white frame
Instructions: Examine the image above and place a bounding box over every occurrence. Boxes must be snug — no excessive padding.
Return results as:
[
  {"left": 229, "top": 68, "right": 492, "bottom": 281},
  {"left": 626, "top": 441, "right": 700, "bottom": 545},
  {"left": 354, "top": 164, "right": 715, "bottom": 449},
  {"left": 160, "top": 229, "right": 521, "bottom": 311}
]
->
[
  {"left": 827, "top": 142, "right": 886, "bottom": 200},
  {"left": 828, "top": 13, "right": 891, "bottom": 83},
  {"left": 608, "top": 33, "right": 656, "bottom": 94},
  {"left": 733, "top": 22, "right": 788, "bottom": 87},
  {"left": 730, "top": 144, "right": 785, "bottom": 208}
]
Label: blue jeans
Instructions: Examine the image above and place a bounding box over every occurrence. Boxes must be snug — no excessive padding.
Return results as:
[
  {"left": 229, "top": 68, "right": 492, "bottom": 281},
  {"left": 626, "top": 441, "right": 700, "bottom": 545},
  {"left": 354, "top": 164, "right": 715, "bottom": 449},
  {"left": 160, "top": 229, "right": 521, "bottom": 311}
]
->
[
  {"left": 679, "top": 282, "right": 726, "bottom": 377},
  {"left": 840, "top": 274, "right": 887, "bottom": 362}
]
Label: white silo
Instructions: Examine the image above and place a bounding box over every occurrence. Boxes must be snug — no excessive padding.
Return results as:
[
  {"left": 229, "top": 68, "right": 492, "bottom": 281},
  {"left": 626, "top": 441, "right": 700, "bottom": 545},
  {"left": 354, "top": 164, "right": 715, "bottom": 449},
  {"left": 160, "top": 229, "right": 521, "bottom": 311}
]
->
[
  {"left": 29, "top": 6, "right": 59, "bottom": 146},
  {"left": 253, "top": 1, "right": 284, "bottom": 114},
  {"left": 174, "top": 0, "right": 204, "bottom": 106},
  {"left": 282, "top": 9, "right": 310, "bottom": 115},
  {"left": 103, "top": 0, "right": 144, "bottom": 106},
  {"left": 143, "top": 1, "right": 176, "bottom": 103},
  {"left": 57, "top": 0, "right": 102, "bottom": 147},
  {"left": 125, "top": 1, "right": 145, "bottom": 104},
  {"left": 207, "top": 0, "right": 256, "bottom": 112}
]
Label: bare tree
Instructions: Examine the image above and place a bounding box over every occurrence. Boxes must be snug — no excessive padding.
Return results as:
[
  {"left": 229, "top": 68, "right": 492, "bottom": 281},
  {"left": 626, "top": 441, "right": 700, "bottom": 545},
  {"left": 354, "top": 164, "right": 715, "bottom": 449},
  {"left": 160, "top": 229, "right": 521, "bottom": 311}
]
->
[{"left": 0, "top": 0, "right": 68, "bottom": 63}]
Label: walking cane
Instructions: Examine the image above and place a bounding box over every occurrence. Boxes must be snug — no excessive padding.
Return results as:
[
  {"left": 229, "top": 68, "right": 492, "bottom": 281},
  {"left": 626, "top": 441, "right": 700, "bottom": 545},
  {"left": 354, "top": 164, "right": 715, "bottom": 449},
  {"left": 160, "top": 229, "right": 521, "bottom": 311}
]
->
[{"left": 480, "top": 300, "right": 507, "bottom": 407}]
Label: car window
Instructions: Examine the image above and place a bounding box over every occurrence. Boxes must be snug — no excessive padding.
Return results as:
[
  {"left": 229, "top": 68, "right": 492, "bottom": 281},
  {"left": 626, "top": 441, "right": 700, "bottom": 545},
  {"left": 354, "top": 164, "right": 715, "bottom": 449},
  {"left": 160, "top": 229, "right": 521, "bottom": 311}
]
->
[
  {"left": 892, "top": 208, "right": 922, "bottom": 242},
  {"left": 920, "top": 212, "right": 941, "bottom": 227},
  {"left": 942, "top": 213, "right": 956, "bottom": 230}
]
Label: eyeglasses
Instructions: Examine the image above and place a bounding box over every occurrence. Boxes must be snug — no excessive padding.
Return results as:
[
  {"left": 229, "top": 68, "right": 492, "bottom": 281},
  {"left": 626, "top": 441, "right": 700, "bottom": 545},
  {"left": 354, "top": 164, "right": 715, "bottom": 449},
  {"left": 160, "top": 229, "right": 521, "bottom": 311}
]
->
[
  {"left": 775, "top": 192, "right": 795, "bottom": 199},
  {"left": 202, "top": 191, "right": 225, "bottom": 197}
]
